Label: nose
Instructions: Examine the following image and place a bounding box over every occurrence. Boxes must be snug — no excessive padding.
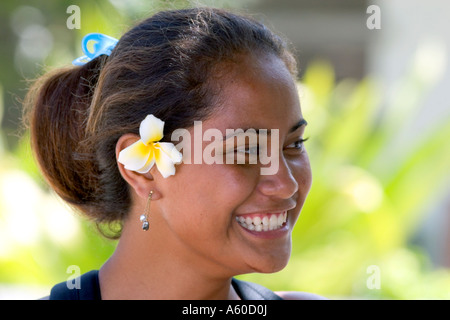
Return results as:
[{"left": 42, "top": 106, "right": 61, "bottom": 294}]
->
[{"left": 257, "top": 156, "right": 299, "bottom": 199}]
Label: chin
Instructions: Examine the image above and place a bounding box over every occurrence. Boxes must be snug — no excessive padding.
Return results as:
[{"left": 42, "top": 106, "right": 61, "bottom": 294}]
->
[
  {"left": 244, "top": 245, "right": 292, "bottom": 274},
  {"left": 257, "top": 256, "right": 290, "bottom": 274}
]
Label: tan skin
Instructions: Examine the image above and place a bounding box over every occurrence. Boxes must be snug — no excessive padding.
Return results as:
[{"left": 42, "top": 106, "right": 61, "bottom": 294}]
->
[{"left": 99, "top": 53, "right": 320, "bottom": 300}]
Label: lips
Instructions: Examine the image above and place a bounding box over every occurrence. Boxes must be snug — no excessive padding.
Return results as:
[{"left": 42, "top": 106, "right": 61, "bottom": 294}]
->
[{"left": 235, "top": 211, "right": 287, "bottom": 232}]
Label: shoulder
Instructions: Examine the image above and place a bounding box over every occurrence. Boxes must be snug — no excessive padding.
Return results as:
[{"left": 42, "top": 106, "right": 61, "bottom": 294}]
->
[
  {"left": 275, "top": 291, "right": 328, "bottom": 300},
  {"left": 49, "top": 270, "right": 100, "bottom": 300}
]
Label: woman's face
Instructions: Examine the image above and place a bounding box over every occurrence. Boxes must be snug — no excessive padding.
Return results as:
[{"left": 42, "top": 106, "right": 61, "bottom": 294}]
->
[{"left": 155, "top": 53, "right": 312, "bottom": 277}]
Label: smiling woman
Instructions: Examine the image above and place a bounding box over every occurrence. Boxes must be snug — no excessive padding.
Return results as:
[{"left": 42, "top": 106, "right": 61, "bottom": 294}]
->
[{"left": 22, "top": 7, "right": 324, "bottom": 300}]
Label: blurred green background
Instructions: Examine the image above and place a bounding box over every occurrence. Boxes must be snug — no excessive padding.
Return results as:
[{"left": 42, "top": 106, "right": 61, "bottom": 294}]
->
[{"left": 1, "top": 0, "right": 449, "bottom": 299}]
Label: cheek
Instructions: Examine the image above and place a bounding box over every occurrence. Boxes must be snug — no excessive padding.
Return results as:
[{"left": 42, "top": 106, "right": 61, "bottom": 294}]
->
[
  {"left": 160, "top": 163, "right": 258, "bottom": 233},
  {"left": 292, "top": 153, "right": 312, "bottom": 194}
]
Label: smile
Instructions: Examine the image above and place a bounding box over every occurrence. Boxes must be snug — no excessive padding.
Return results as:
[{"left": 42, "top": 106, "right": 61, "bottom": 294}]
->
[{"left": 235, "top": 211, "right": 287, "bottom": 232}]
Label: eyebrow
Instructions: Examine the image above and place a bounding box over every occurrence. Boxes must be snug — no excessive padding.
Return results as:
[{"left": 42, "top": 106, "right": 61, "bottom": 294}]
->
[
  {"left": 289, "top": 118, "right": 308, "bottom": 133},
  {"left": 222, "top": 118, "right": 308, "bottom": 140}
]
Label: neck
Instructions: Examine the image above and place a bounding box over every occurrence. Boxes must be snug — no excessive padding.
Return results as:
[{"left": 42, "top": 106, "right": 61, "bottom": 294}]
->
[{"left": 98, "top": 216, "right": 240, "bottom": 300}]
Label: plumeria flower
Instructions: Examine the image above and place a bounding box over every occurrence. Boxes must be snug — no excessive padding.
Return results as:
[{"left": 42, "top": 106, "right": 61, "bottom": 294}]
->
[{"left": 118, "top": 114, "right": 183, "bottom": 178}]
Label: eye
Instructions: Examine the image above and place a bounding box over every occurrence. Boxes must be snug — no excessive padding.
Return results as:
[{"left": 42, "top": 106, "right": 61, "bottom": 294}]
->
[
  {"left": 232, "top": 145, "right": 259, "bottom": 165},
  {"left": 285, "top": 138, "right": 309, "bottom": 152},
  {"left": 235, "top": 145, "right": 259, "bottom": 155}
]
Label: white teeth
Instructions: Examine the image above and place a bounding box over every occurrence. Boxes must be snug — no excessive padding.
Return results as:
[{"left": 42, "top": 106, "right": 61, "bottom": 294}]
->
[
  {"left": 277, "top": 214, "right": 284, "bottom": 225},
  {"left": 269, "top": 214, "right": 277, "bottom": 230},
  {"left": 236, "top": 211, "right": 287, "bottom": 232}
]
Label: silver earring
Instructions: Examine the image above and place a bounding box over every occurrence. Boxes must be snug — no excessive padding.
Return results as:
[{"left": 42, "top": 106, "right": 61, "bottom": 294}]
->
[{"left": 139, "top": 191, "right": 153, "bottom": 231}]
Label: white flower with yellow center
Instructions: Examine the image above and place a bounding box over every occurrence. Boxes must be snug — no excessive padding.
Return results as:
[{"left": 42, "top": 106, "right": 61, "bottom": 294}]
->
[{"left": 118, "top": 115, "right": 182, "bottom": 178}]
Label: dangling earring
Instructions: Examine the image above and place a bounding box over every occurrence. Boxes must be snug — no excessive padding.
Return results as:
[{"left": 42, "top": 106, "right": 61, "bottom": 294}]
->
[{"left": 139, "top": 191, "right": 153, "bottom": 231}]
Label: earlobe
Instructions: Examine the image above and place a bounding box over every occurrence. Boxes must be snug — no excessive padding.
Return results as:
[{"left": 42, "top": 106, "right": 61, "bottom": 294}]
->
[{"left": 116, "top": 134, "right": 156, "bottom": 199}]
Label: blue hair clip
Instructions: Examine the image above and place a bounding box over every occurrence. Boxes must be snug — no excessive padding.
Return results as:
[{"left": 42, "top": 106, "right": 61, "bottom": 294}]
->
[{"left": 72, "top": 33, "right": 118, "bottom": 66}]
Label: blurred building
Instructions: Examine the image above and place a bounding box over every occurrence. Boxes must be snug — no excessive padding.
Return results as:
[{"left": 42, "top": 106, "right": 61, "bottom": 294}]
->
[{"left": 248, "top": 0, "right": 368, "bottom": 80}]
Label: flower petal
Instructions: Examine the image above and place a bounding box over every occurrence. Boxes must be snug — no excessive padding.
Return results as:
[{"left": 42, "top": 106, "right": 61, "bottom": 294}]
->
[
  {"left": 136, "top": 151, "right": 156, "bottom": 174},
  {"left": 118, "top": 139, "right": 153, "bottom": 172},
  {"left": 153, "top": 142, "right": 182, "bottom": 178},
  {"left": 157, "top": 142, "right": 183, "bottom": 164},
  {"left": 140, "top": 114, "right": 164, "bottom": 145},
  {"left": 158, "top": 142, "right": 183, "bottom": 164}
]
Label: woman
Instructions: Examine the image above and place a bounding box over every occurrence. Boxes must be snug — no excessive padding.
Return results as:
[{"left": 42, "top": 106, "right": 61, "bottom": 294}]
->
[{"left": 24, "top": 7, "right": 322, "bottom": 300}]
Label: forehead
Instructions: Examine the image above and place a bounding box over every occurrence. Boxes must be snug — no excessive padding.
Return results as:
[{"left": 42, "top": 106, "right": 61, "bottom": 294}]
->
[{"left": 206, "top": 53, "right": 302, "bottom": 132}]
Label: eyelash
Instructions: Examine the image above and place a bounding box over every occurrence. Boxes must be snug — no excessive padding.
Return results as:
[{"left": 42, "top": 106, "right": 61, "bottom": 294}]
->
[
  {"left": 234, "top": 137, "right": 309, "bottom": 154},
  {"left": 286, "top": 137, "right": 309, "bottom": 151}
]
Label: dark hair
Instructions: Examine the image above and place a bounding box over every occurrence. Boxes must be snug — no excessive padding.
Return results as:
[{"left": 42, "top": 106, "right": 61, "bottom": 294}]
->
[{"left": 23, "top": 7, "right": 297, "bottom": 237}]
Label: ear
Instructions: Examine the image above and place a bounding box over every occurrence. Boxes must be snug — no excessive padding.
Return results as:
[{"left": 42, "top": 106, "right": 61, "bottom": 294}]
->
[{"left": 115, "top": 133, "right": 159, "bottom": 200}]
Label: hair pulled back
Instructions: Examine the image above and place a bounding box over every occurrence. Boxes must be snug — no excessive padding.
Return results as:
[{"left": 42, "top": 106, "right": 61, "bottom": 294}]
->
[{"left": 23, "top": 7, "right": 297, "bottom": 237}]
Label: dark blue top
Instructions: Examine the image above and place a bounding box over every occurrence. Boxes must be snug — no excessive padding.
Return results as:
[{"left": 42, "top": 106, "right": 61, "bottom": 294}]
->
[{"left": 49, "top": 270, "right": 283, "bottom": 300}]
